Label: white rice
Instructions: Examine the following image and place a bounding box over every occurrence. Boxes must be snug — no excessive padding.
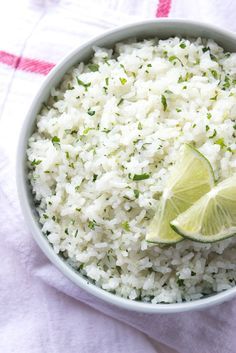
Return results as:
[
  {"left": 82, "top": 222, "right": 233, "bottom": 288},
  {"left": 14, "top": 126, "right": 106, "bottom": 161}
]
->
[{"left": 27, "top": 37, "right": 236, "bottom": 303}]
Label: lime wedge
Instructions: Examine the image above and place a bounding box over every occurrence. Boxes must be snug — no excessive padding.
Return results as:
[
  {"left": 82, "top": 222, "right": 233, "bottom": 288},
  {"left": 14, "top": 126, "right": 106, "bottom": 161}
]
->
[
  {"left": 146, "top": 144, "right": 215, "bottom": 244},
  {"left": 171, "top": 175, "right": 236, "bottom": 243}
]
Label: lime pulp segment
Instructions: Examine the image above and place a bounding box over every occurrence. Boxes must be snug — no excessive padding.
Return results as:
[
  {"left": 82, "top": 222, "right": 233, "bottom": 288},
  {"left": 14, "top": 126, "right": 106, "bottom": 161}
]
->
[
  {"left": 170, "top": 175, "right": 236, "bottom": 243},
  {"left": 146, "top": 144, "right": 215, "bottom": 244}
]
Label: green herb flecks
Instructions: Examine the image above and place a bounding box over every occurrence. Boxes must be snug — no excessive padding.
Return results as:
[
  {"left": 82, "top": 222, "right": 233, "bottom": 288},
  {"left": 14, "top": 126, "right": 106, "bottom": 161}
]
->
[
  {"left": 178, "top": 72, "right": 193, "bottom": 83},
  {"left": 210, "top": 93, "right": 218, "bottom": 101},
  {"left": 88, "top": 108, "right": 95, "bottom": 116},
  {"left": 83, "top": 127, "right": 94, "bottom": 135},
  {"left": 102, "top": 128, "right": 111, "bottom": 133},
  {"left": 207, "top": 113, "right": 212, "bottom": 120},
  {"left": 209, "top": 129, "right": 217, "bottom": 139},
  {"left": 138, "top": 122, "right": 142, "bottom": 130},
  {"left": 161, "top": 94, "right": 167, "bottom": 111},
  {"left": 52, "top": 136, "right": 60, "bottom": 144},
  {"left": 119, "top": 77, "right": 127, "bottom": 85},
  {"left": 132, "top": 173, "right": 150, "bottom": 181},
  {"left": 76, "top": 77, "right": 91, "bottom": 91},
  {"left": 169, "top": 55, "right": 183, "bottom": 66},
  {"left": 121, "top": 221, "right": 130, "bottom": 232},
  {"left": 223, "top": 76, "right": 230, "bottom": 90},
  {"left": 134, "top": 189, "right": 140, "bottom": 198},
  {"left": 202, "top": 47, "right": 210, "bottom": 53},
  {"left": 117, "top": 98, "right": 124, "bottom": 106},
  {"left": 215, "top": 138, "right": 226, "bottom": 149},
  {"left": 88, "top": 63, "right": 99, "bottom": 72},
  {"left": 93, "top": 174, "right": 98, "bottom": 182},
  {"left": 210, "top": 70, "right": 218, "bottom": 80},
  {"left": 31, "top": 159, "right": 42, "bottom": 166},
  {"left": 179, "top": 42, "right": 186, "bottom": 49},
  {"left": 88, "top": 220, "right": 97, "bottom": 230}
]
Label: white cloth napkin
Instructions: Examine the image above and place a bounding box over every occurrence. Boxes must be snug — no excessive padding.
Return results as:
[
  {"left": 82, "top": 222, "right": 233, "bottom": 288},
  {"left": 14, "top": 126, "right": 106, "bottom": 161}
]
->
[{"left": 1, "top": 1, "right": 236, "bottom": 353}]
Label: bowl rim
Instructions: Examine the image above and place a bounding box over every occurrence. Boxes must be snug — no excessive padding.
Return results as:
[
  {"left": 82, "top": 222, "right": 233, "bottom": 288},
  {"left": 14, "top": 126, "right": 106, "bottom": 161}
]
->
[{"left": 17, "top": 18, "right": 236, "bottom": 313}]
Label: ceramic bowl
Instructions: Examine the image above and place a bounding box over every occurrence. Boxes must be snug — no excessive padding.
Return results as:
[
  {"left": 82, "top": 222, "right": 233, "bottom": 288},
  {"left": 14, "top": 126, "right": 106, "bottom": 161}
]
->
[{"left": 17, "top": 19, "right": 236, "bottom": 313}]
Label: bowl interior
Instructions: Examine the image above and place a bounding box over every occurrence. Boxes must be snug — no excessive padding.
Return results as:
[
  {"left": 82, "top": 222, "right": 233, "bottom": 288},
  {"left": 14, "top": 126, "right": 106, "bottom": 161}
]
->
[{"left": 18, "top": 19, "right": 236, "bottom": 313}]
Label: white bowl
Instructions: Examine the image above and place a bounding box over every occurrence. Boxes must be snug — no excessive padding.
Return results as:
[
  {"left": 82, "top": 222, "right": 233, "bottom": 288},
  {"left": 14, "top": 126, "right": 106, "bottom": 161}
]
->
[{"left": 17, "top": 19, "right": 236, "bottom": 313}]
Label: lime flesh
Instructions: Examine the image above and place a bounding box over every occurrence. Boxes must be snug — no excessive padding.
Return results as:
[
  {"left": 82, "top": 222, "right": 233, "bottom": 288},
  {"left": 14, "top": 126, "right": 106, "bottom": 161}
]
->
[
  {"left": 170, "top": 175, "right": 236, "bottom": 243},
  {"left": 146, "top": 144, "right": 215, "bottom": 244}
]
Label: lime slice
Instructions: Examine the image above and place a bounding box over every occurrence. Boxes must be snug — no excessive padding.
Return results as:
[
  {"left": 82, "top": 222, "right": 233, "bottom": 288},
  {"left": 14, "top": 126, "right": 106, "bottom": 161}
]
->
[
  {"left": 171, "top": 175, "right": 236, "bottom": 242},
  {"left": 146, "top": 144, "right": 215, "bottom": 244}
]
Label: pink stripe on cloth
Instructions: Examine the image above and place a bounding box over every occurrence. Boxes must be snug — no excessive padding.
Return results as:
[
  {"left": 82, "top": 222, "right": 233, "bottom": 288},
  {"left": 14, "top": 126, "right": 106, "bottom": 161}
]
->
[
  {"left": 156, "top": 0, "right": 172, "bottom": 17},
  {"left": 0, "top": 50, "right": 55, "bottom": 75}
]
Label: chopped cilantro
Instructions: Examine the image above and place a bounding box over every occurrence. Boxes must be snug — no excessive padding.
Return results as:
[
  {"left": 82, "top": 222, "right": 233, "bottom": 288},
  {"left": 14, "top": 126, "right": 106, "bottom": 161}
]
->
[
  {"left": 215, "top": 138, "right": 226, "bottom": 148},
  {"left": 179, "top": 42, "right": 186, "bottom": 49},
  {"left": 133, "top": 173, "right": 150, "bottom": 181},
  {"left": 192, "top": 123, "right": 196, "bottom": 128},
  {"left": 210, "top": 54, "right": 218, "bottom": 62},
  {"left": 65, "top": 228, "right": 69, "bottom": 235},
  {"left": 75, "top": 208, "right": 81, "bottom": 212},
  {"left": 210, "top": 93, "right": 218, "bottom": 101},
  {"left": 83, "top": 127, "right": 94, "bottom": 135},
  {"left": 76, "top": 77, "right": 91, "bottom": 91},
  {"left": 138, "top": 122, "right": 142, "bottom": 130},
  {"left": 202, "top": 46, "right": 210, "bottom": 53},
  {"left": 207, "top": 113, "right": 212, "bottom": 120},
  {"left": 88, "top": 220, "right": 96, "bottom": 230},
  {"left": 88, "top": 63, "right": 99, "bottom": 72},
  {"left": 161, "top": 94, "right": 167, "bottom": 111},
  {"left": 102, "top": 128, "right": 111, "bottom": 133},
  {"left": 67, "top": 83, "right": 74, "bottom": 90},
  {"left": 177, "top": 278, "right": 184, "bottom": 286},
  {"left": 74, "top": 229, "right": 79, "bottom": 237},
  {"left": 164, "top": 89, "right": 173, "bottom": 94},
  {"left": 31, "top": 159, "right": 42, "bottom": 166},
  {"left": 65, "top": 151, "right": 70, "bottom": 160},
  {"left": 93, "top": 174, "right": 98, "bottom": 182},
  {"left": 88, "top": 109, "right": 95, "bottom": 116},
  {"left": 176, "top": 108, "right": 182, "bottom": 113},
  {"left": 121, "top": 221, "right": 130, "bottom": 232},
  {"left": 178, "top": 72, "right": 193, "bottom": 83},
  {"left": 119, "top": 77, "right": 127, "bottom": 85},
  {"left": 147, "top": 63, "right": 152, "bottom": 67},
  {"left": 182, "top": 85, "right": 187, "bottom": 90},
  {"left": 210, "top": 70, "right": 218, "bottom": 79},
  {"left": 223, "top": 76, "right": 230, "bottom": 90},
  {"left": 43, "top": 214, "right": 48, "bottom": 219},
  {"left": 134, "top": 189, "right": 140, "bottom": 198},
  {"left": 75, "top": 185, "right": 80, "bottom": 191},
  {"left": 117, "top": 98, "right": 124, "bottom": 106},
  {"left": 103, "top": 57, "right": 110, "bottom": 65},
  {"left": 209, "top": 129, "right": 217, "bottom": 139},
  {"left": 105, "top": 77, "right": 109, "bottom": 86},
  {"left": 169, "top": 55, "right": 183, "bottom": 66},
  {"left": 52, "top": 136, "right": 60, "bottom": 144},
  {"left": 206, "top": 125, "right": 210, "bottom": 131}
]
